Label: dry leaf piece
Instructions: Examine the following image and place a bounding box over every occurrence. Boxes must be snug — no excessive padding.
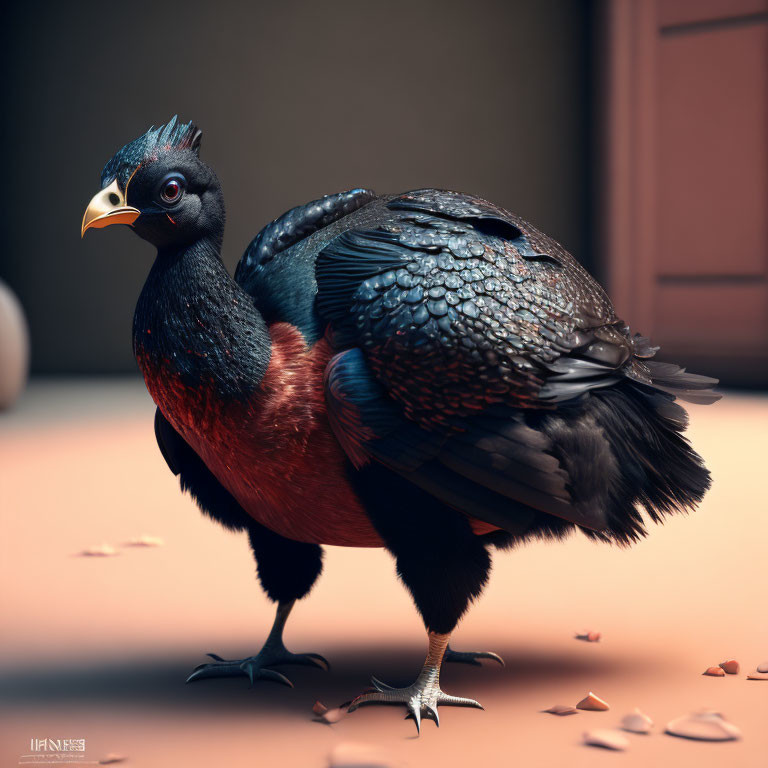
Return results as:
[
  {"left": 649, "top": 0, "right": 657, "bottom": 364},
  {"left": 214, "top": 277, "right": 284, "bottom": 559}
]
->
[
  {"left": 666, "top": 711, "right": 741, "bottom": 741},
  {"left": 124, "top": 534, "right": 164, "bottom": 547},
  {"left": 746, "top": 674, "right": 768, "bottom": 681},
  {"left": 621, "top": 708, "right": 653, "bottom": 733},
  {"left": 316, "top": 707, "right": 347, "bottom": 724},
  {"left": 756, "top": 661, "right": 768, "bottom": 673},
  {"left": 719, "top": 659, "right": 739, "bottom": 674},
  {"left": 575, "top": 630, "right": 602, "bottom": 642},
  {"left": 543, "top": 704, "right": 579, "bottom": 716},
  {"left": 583, "top": 729, "right": 629, "bottom": 751},
  {"left": 703, "top": 666, "right": 725, "bottom": 676},
  {"left": 576, "top": 691, "right": 610, "bottom": 711},
  {"left": 79, "top": 543, "right": 118, "bottom": 557}
]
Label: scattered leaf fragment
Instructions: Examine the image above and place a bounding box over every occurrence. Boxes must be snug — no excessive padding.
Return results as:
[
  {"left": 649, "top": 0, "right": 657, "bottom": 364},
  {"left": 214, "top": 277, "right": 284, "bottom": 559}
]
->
[
  {"left": 315, "top": 705, "right": 348, "bottom": 724},
  {"left": 328, "top": 741, "right": 392, "bottom": 767},
  {"left": 583, "top": 729, "right": 629, "bottom": 751},
  {"left": 124, "top": 534, "right": 164, "bottom": 548},
  {"left": 543, "top": 704, "right": 579, "bottom": 716},
  {"left": 576, "top": 691, "right": 610, "bottom": 711},
  {"left": 79, "top": 543, "right": 118, "bottom": 557},
  {"left": 666, "top": 710, "right": 741, "bottom": 741},
  {"left": 746, "top": 674, "right": 768, "bottom": 681},
  {"left": 719, "top": 659, "right": 739, "bottom": 674},
  {"left": 757, "top": 661, "right": 768, "bottom": 673},
  {"left": 313, "top": 700, "right": 328, "bottom": 716},
  {"left": 703, "top": 666, "right": 725, "bottom": 677},
  {"left": 575, "top": 630, "right": 602, "bottom": 643},
  {"left": 621, "top": 708, "right": 653, "bottom": 734}
]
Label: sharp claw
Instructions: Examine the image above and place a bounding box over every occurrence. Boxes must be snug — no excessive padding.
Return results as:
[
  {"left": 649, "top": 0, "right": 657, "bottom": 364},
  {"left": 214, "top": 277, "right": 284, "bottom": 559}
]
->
[
  {"left": 471, "top": 650, "right": 504, "bottom": 667},
  {"left": 425, "top": 704, "right": 440, "bottom": 727},
  {"left": 239, "top": 661, "right": 293, "bottom": 688},
  {"left": 304, "top": 653, "right": 331, "bottom": 671},
  {"left": 186, "top": 662, "right": 246, "bottom": 683},
  {"left": 409, "top": 704, "right": 422, "bottom": 735},
  {"left": 348, "top": 691, "right": 387, "bottom": 712},
  {"left": 206, "top": 653, "right": 226, "bottom": 661},
  {"left": 445, "top": 648, "right": 505, "bottom": 667},
  {"left": 260, "top": 667, "right": 295, "bottom": 688},
  {"left": 371, "top": 676, "right": 395, "bottom": 692},
  {"left": 291, "top": 653, "right": 329, "bottom": 671},
  {"left": 439, "top": 693, "right": 484, "bottom": 709}
]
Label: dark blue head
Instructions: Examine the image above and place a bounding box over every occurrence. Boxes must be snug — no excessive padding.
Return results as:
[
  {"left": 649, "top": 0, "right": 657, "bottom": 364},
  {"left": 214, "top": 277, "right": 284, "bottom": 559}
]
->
[{"left": 82, "top": 116, "right": 225, "bottom": 250}]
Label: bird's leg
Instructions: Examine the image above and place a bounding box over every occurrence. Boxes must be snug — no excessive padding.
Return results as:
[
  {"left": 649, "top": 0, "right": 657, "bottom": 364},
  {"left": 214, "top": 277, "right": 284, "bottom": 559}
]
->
[
  {"left": 186, "top": 599, "right": 329, "bottom": 687},
  {"left": 348, "top": 630, "right": 483, "bottom": 733},
  {"left": 345, "top": 467, "right": 493, "bottom": 730},
  {"left": 444, "top": 643, "right": 504, "bottom": 667}
]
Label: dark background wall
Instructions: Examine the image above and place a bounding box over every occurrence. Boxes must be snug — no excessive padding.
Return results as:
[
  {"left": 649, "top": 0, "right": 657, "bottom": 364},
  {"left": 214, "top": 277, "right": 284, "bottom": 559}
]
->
[{"left": 0, "top": 0, "right": 592, "bottom": 375}]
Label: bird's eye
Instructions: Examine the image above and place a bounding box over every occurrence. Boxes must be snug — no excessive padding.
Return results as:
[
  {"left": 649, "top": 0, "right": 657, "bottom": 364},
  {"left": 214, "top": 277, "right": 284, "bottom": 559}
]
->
[{"left": 159, "top": 175, "right": 184, "bottom": 205}]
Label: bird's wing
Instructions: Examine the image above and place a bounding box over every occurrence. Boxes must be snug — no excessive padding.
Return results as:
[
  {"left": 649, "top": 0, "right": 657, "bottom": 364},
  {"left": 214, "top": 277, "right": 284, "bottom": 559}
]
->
[
  {"left": 317, "top": 188, "right": 632, "bottom": 421},
  {"left": 233, "top": 188, "right": 377, "bottom": 340},
  {"left": 323, "top": 345, "right": 585, "bottom": 532},
  {"left": 316, "top": 189, "right": 716, "bottom": 533}
]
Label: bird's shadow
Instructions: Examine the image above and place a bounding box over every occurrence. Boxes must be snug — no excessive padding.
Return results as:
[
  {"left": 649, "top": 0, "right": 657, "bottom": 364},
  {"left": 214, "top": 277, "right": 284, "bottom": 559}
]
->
[{"left": 0, "top": 641, "right": 654, "bottom": 717}]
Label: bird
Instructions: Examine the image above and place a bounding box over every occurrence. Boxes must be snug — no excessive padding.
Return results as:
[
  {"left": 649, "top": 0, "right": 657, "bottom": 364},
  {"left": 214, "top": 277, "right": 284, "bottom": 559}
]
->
[{"left": 81, "top": 117, "right": 719, "bottom": 732}]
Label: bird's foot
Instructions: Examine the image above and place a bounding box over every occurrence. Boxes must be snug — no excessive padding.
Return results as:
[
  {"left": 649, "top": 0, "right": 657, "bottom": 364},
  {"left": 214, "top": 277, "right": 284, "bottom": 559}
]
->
[
  {"left": 186, "top": 600, "right": 327, "bottom": 687},
  {"left": 186, "top": 643, "right": 329, "bottom": 687},
  {"left": 444, "top": 644, "right": 504, "bottom": 667},
  {"left": 348, "top": 653, "right": 483, "bottom": 734}
]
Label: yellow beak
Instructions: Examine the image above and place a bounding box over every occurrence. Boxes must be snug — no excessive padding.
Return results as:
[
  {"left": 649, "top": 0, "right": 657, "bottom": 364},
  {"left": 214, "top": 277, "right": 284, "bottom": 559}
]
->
[{"left": 81, "top": 179, "right": 140, "bottom": 237}]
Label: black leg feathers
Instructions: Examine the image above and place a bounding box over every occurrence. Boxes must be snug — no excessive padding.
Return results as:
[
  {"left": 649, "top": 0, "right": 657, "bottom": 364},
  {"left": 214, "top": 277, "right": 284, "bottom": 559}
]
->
[
  {"left": 349, "top": 463, "right": 491, "bottom": 634},
  {"left": 247, "top": 525, "right": 323, "bottom": 604}
]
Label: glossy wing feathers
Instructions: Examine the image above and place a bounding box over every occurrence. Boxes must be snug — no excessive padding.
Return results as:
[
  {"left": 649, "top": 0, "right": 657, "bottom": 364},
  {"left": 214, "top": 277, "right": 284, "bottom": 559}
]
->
[
  {"left": 234, "top": 188, "right": 376, "bottom": 296},
  {"left": 317, "top": 189, "right": 629, "bottom": 424}
]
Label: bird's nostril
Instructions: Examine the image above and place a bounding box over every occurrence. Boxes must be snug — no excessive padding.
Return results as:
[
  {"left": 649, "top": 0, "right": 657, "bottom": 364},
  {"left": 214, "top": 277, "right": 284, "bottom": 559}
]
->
[{"left": 108, "top": 193, "right": 120, "bottom": 206}]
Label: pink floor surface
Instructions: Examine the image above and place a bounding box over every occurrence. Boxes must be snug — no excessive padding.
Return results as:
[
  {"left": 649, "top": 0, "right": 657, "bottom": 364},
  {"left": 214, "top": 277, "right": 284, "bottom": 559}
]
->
[{"left": 1, "top": 380, "right": 766, "bottom": 767}]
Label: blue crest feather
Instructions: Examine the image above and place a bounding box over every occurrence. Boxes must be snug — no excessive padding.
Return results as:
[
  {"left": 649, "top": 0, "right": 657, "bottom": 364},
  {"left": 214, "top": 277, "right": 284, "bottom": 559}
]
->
[{"left": 100, "top": 115, "right": 201, "bottom": 188}]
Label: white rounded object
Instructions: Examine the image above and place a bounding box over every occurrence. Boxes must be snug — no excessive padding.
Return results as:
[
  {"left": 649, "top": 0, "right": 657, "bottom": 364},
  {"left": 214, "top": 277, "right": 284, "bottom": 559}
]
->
[
  {"left": 0, "top": 279, "right": 29, "bottom": 410},
  {"left": 621, "top": 708, "right": 653, "bottom": 733},
  {"left": 666, "top": 711, "right": 741, "bottom": 741}
]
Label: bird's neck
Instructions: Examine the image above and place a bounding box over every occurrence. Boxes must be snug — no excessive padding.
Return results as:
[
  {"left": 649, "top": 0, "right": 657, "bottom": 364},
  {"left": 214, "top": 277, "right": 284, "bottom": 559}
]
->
[{"left": 133, "top": 236, "right": 271, "bottom": 400}]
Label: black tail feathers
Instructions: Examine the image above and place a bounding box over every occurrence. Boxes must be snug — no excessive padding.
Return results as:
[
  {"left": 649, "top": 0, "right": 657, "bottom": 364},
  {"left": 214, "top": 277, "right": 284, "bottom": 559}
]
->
[
  {"left": 643, "top": 359, "right": 721, "bottom": 405},
  {"left": 581, "top": 383, "right": 713, "bottom": 544}
]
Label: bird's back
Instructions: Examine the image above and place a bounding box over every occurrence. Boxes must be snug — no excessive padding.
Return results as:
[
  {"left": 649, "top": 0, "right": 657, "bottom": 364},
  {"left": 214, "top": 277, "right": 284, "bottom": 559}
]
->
[{"left": 233, "top": 188, "right": 718, "bottom": 544}]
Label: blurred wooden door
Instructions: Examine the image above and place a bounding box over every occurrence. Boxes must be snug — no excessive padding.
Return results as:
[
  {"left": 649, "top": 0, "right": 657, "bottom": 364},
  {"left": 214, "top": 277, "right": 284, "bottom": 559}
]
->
[{"left": 598, "top": 0, "right": 768, "bottom": 385}]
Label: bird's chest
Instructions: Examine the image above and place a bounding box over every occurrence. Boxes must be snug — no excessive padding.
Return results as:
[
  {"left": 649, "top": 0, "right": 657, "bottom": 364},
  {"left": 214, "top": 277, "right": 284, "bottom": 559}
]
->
[{"left": 137, "top": 323, "right": 383, "bottom": 547}]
